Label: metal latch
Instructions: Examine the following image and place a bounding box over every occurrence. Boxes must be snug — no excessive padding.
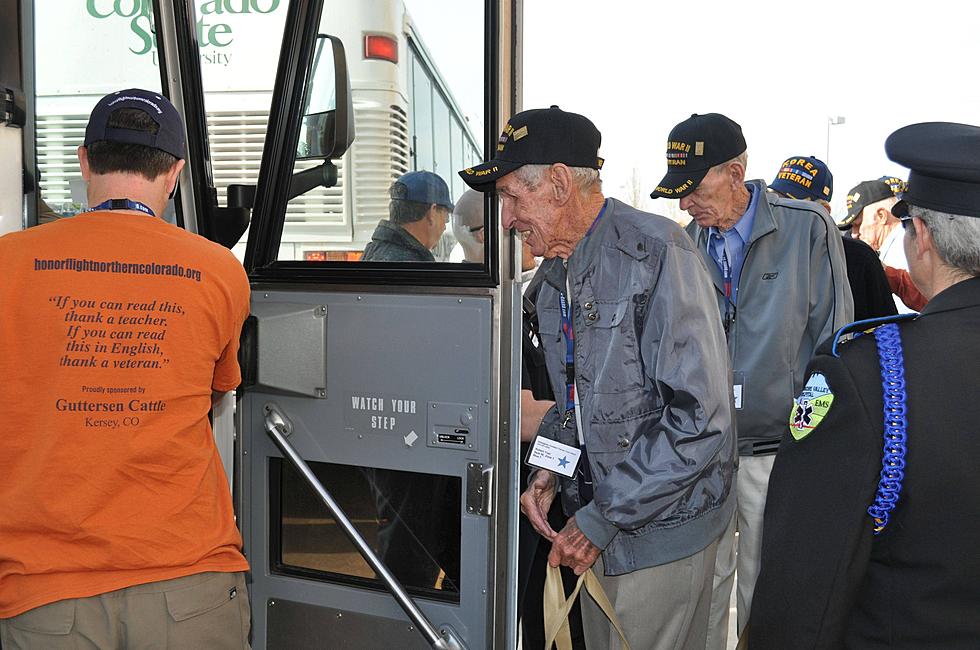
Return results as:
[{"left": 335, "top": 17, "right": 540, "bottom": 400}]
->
[{"left": 466, "top": 463, "right": 493, "bottom": 516}]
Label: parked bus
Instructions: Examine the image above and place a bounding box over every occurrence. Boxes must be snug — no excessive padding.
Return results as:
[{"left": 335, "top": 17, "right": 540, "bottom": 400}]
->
[{"left": 33, "top": 0, "right": 482, "bottom": 261}]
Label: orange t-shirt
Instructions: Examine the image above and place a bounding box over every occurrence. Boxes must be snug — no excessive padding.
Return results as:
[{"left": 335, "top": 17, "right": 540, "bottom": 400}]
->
[{"left": 0, "top": 211, "right": 251, "bottom": 617}]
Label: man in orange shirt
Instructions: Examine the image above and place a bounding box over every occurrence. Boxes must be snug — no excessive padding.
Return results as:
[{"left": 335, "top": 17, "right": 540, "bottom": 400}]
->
[{"left": 0, "top": 89, "right": 251, "bottom": 648}]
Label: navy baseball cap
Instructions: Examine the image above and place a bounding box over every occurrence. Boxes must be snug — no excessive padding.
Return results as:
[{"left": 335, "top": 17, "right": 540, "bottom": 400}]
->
[
  {"left": 769, "top": 155, "right": 833, "bottom": 201},
  {"left": 84, "top": 89, "right": 185, "bottom": 160},
  {"left": 839, "top": 179, "right": 894, "bottom": 228},
  {"left": 886, "top": 122, "right": 980, "bottom": 219},
  {"left": 390, "top": 170, "right": 454, "bottom": 211},
  {"left": 651, "top": 113, "right": 746, "bottom": 199},
  {"left": 458, "top": 106, "right": 604, "bottom": 192}
]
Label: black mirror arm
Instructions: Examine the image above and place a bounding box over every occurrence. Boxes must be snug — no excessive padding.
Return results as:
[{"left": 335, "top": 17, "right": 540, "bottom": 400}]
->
[{"left": 288, "top": 162, "right": 338, "bottom": 200}]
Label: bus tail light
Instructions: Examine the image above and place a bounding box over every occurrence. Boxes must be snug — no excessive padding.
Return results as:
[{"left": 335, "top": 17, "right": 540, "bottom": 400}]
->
[{"left": 364, "top": 34, "right": 398, "bottom": 63}]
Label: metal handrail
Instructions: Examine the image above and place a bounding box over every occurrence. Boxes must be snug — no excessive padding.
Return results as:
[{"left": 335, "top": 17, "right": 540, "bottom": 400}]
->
[{"left": 263, "top": 406, "right": 464, "bottom": 650}]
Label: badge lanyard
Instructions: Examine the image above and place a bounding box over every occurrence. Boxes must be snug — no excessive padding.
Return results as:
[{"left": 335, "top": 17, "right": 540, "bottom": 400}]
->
[
  {"left": 559, "top": 275, "right": 585, "bottom": 446},
  {"left": 87, "top": 198, "right": 157, "bottom": 217}
]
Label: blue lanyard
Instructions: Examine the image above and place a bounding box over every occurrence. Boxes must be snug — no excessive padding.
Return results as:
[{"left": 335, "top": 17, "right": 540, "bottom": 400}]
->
[
  {"left": 585, "top": 200, "right": 608, "bottom": 237},
  {"left": 88, "top": 198, "right": 156, "bottom": 217},
  {"left": 558, "top": 290, "right": 575, "bottom": 413}
]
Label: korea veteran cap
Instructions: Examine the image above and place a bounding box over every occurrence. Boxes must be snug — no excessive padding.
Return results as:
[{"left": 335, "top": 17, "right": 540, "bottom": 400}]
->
[
  {"left": 84, "top": 88, "right": 186, "bottom": 160},
  {"left": 769, "top": 155, "right": 833, "bottom": 201},
  {"left": 886, "top": 122, "right": 980, "bottom": 219},
  {"left": 458, "top": 106, "right": 604, "bottom": 192},
  {"left": 650, "top": 113, "right": 746, "bottom": 199},
  {"left": 839, "top": 179, "right": 894, "bottom": 228}
]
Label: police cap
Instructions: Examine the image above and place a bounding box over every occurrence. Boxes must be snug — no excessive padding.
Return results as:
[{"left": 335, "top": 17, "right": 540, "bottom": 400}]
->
[{"left": 886, "top": 122, "right": 980, "bottom": 219}]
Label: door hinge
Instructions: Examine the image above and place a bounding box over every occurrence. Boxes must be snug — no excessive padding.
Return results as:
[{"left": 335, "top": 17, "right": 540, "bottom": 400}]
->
[{"left": 466, "top": 463, "right": 493, "bottom": 517}]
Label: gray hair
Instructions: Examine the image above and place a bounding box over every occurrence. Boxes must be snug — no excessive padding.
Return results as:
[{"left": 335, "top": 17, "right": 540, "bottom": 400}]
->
[
  {"left": 909, "top": 205, "right": 980, "bottom": 276},
  {"left": 513, "top": 163, "right": 601, "bottom": 193},
  {"left": 708, "top": 150, "right": 748, "bottom": 177}
]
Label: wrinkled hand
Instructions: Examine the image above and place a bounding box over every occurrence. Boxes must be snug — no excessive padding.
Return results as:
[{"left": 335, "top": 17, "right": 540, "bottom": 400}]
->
[
  {"left": 520, "top": 470, "right": 558, "bottom": 540},
  {"left": 548, "top": 516, "right": 601, "bottom": 575}
]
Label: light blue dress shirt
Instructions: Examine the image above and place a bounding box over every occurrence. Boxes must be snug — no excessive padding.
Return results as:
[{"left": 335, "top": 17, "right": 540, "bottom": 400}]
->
[{"left": 707, "top": 185, "right": 758, "bottom": 304}]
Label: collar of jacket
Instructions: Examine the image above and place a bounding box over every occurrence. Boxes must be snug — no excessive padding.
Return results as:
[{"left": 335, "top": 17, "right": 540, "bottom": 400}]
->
[
  {"left": 690, "top": 179, "right": 778, "bottom": 249},
  {"left": 918, "top": 275, "right": 980, "bottom": 317},
  {"left": 539, "top": 199, "right": 651, "bottom": 295},
  {"left": 372, "top": 219, "right": 431, "bottom": 255}
]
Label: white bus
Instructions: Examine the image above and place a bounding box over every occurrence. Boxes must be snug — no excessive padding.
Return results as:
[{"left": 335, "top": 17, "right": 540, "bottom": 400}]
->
[{"left": 33, "top": 0, "right": 482, "bottom": 261}]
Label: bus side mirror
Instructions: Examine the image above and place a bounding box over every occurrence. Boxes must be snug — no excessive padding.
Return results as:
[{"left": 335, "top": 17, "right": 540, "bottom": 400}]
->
[{"left": 296, "top": 34, "right": 355, "bottom": 162}]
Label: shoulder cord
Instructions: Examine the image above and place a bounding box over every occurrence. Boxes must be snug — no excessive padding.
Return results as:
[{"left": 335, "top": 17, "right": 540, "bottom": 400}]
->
[{"left": 867, "top": 323, "right": 909, "bottom": 535}]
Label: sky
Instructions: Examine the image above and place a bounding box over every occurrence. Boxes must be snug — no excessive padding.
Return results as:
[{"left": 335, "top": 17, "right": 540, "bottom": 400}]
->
[{"left": 409, "top": 0, "right": 980, "bottom": 223}]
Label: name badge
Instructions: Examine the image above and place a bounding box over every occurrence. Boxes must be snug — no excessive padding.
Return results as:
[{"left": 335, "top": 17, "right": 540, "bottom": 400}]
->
[
  {"left": 733, "top": 371, "right": 744, "bottom": 410},
  {"left": 525, "top": 435, "right": 581, "bottom": 479}
]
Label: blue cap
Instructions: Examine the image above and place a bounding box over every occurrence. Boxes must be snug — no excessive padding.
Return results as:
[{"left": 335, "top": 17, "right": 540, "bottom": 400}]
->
[
  {"left": 390, "top": 170, "right": 454, "bottom": 210},
  {"left": 84, "top": 88, "right": 186, "bottom": 160},
  {"left": 769, "top": 155, "right": 833, "bottom": 201}
]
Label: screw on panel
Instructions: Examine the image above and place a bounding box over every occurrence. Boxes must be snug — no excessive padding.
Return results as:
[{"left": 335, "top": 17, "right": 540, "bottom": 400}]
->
[
  {"left": 408, "top": 626, "right": 415, "bottom": 632},
  {"left": 357, "top": 296, "right": 362, "bottom": 301},
  {"left": 358, "top": 434, "right": 363, "bottom": 439},
  {"left": 269, "top": 600, "right": 276, "bottom": 607},
  {"left": 485, "top": 399, "right": 489, "bottom": 404},
  {"left": 315, "top": 306, "right": 326, "bottom": 316},
  {"left": 468, "top": 444, "right": 473, "bottom": 449},
  {"left": 263, "top": 293, "right": 269, "bottom": 298},
  {"left": 316, "top": 389, "right": 326, "bottom": 398},
  {"left": 336, "top": 612, "right": 343, "bottom": 618},
  {"left": 458, "top": 298, "right": 462, "bottom": 303}
]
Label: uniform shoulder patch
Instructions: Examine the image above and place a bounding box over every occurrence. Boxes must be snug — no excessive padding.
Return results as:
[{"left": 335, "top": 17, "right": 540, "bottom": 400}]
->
[{"left": 788, "top": 372, "right": 834, "bottom": 440}]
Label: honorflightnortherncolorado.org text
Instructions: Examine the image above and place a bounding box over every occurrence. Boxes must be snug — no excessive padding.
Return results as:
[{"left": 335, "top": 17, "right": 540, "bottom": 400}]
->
[{"left": 34, "top": 257, "right": 203, "bottom": 282}]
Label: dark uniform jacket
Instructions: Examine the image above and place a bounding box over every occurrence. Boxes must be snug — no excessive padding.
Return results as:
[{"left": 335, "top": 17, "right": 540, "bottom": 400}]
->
[
  {"left": 361, "top": 219, "right": 434, "bottom": 261},
  {"left": 842, "top": 237, "right": 899, "bottom": 321},
  {"left": 748, "top": 276, "right": 980, "bottom": 649}
]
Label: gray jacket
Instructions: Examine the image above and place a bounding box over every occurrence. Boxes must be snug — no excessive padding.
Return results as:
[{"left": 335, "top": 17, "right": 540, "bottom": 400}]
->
[
  {"left": 536, "top": 198, "right": 736, "bottom": 575},
  {"left": 686, "top": 181, "right": 853, "bottom": 456}
]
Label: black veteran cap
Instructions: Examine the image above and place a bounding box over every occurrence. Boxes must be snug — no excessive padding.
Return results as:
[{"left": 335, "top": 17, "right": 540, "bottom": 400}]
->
[
  {"left": 84, "top": 88, "right": 186, "bottom": 160},
  {"left": 839, "top": 179, "right": 894, "bottom": 229},
  {"left": 458, "top": 106, "right": 603, "bottom": 191},
  {"left": 886, "top": 122, "right": 980, "bottom": 219},
  {"left": 770, "top": 155, "right": 833, "bottom": 201},
  {"left": 650, "top": 113, "right": 746, "bottom": 199}
]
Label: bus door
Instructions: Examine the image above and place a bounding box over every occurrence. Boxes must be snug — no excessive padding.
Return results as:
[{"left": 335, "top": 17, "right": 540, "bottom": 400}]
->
[
  {"left": 218, "top": 1, "right": 519, "bottom": 648},
  {"left": 1, "top": 0, "right": 27, "bottom": 236}
]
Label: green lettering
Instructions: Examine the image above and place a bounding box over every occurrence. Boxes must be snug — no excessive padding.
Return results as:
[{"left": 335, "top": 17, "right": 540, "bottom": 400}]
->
[
  {"left": 209, "top": 23, "right": 233, "bottom": 47},
  {"left": 252, "top": 0, "right": 280, "bottom": 13},
  {"left": 129, "top": 15, "right": 155, "bottom": 55},
  {"left": 86, "top": 0, "right": 113, "bottom": 18},
  {"left": 200, "top": 0, "right": 221, "bottom": 14}
]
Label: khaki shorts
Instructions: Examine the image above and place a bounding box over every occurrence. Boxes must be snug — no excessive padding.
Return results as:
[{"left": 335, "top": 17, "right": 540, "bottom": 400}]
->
[{"left": 0, "top": 571, "right": 250, "bottom": 650}]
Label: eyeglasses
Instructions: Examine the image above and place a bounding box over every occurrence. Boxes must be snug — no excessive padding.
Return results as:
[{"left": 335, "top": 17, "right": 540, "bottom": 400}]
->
[
  {"left": 900, "top": 216, "right": 915, "bottom": 231},
  {"left": 468, "top": 225, "right": 485, "bottom": 233}
]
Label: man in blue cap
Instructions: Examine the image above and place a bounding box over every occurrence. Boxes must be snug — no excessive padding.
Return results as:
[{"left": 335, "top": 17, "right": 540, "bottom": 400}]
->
[
  {"left": 362, "top": 170, "right": 454, "bottom": 261},
  {"left": 749, "top": 121, "right": 980, "bottom": 648},
  {"left": 0, "top": 89, "right": 251, "bottom": 647},
  {"left": 769, "top": 155, "right": 897, "bottom": 321}
]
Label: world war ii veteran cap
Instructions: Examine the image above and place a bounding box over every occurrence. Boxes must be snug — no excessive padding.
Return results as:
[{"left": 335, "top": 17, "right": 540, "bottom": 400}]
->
[
  {"left": 886, "top": 122, "right": 980, "bottom": 219},
  {"left": 458, "top": 106, "right": 603, "bottom": 192},
  {"left": 84, "top": 88, "right": 186, "bottom": 160},
  {"left": 839, "top": 179, "right": 894, "bottom": 229},
  {"left": 650, "top": 113, "right": 746, "bottom": 199},
  {"left": 390, "top": 170, "right": 454, "bottom": 211},
  {"left": 769, "top": 155, "right": 833, "bottom": 201}
]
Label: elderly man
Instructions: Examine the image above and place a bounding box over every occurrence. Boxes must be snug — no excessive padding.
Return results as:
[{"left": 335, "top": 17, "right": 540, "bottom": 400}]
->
[
  {"left": 449, "top": 188, "right": 486, "bottom": 263},
  {"left": 0, "top": 89, "right": 250, "bottom": 647},
  {"left": 460, "top": 106, "right": 736, "bottom": 650},
  {"left": 650, "top": 113, "right": 852, "bottom": 648},
  {"left": 362, "top": 170, "right": 453, "bottom": 261},
  {"left": 769, "top": 155, "right": 897, "bottom": 321},
  {"left": 749, "top": 122, "right": 980, "bottom": 648},
  {"left": 839, "top": 178, "right": 916, "bottom": 312}
]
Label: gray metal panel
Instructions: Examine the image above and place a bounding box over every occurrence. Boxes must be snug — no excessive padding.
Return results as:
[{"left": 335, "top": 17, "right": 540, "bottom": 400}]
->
[
  {"left": 243, "top": 290, "right": 493, "bottom": 650},
  {"left": 266, "top": 599, "right": 431, "bottom": 650},
  {"left": 252, "top": 302, "right": 328, "bottom": 398}
]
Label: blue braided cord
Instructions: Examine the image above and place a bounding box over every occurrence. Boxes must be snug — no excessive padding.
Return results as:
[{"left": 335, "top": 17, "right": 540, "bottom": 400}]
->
[{"left": 867, "top": 323, "right": 909, "bottom": 535}]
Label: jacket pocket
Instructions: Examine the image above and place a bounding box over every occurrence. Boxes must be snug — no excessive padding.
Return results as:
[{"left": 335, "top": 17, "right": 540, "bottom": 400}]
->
[
  {"left": 588, "top": 390, "right": 662, "bottom": 453},
  {"left": 586, "top": 298, "right": 645, "bottom": 392},
  {"left": 7, "top": 599, "right": 75, "bottom": 635}
]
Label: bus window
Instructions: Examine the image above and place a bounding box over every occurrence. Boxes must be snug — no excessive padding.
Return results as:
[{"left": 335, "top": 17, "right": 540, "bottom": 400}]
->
[
  {"left": 273, "top": 458, "right": 462, "bottom": 602},
  {"left": 33, "top": 2, "right": 168, "bottom": 223},
  {"left": 273, "top": 0, "right": 486, "bottom": 265}
]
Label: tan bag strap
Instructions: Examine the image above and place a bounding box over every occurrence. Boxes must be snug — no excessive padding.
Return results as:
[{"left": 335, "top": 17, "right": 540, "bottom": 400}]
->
[{"left": 543, "top": 564, "right": 631, "bottom": 650}]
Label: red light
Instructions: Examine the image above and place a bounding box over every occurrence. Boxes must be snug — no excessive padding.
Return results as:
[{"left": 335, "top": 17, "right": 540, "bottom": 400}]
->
[
  {"left": 304, "top": 251, "right": 328, "bottom": 261},
  {"left": 364, "top": 34, "right": 398, "bottom": 63}
]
